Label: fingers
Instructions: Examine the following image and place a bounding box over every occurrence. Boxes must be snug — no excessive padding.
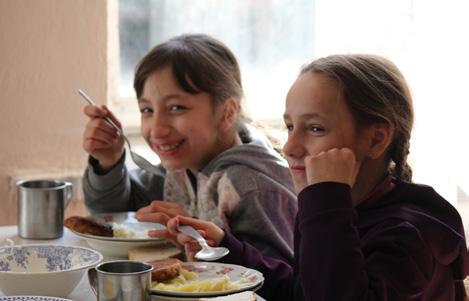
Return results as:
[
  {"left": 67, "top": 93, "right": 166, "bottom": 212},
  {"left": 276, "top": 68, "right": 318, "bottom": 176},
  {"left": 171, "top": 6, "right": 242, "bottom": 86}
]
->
[
  {"left": 101, "top": 105, "right": 123, "bottom": 130},
  {"left": 176, "top": 215, "right": 213, "bottom": 229},
  {"left": 148, "top": 201, "right": 180, "bottom": 210},
  {"left": 83, "top": 125, "right": 119, "bottom": 151},
  {"left": 83, "top": 105, "right": 122, "bottom": 128},
  {"left": 155, "top": 216, "right": 225, "bottom": 261},
  {"left": 83, "top": 105, "right": 123, "bottom": 141},
  {"left": 149, "top": 221, "right": 200, "bottom": 254},
  {"left": 173, "top": 215, "right": 225, "bottom": 246},
  {"left": 82, "top": 105, "right": 123, "bottom": 152},
  {"left": 135, "top": 202, "right": 189, "bottom": 221},
  {"left": 148, "top": 229, "right": 180, "bottom": 247},
  {"left": 136, "top": 211, "right": 171, "bottom": 225},
  {"left": 185, "top": 241, "right": 202, "bottom": 261},
  {"left": 148, "top": 201, "right": 189, "bottom": 217},
  {"left": 305, "top": 147, "right": 359, "bottom": 187}
]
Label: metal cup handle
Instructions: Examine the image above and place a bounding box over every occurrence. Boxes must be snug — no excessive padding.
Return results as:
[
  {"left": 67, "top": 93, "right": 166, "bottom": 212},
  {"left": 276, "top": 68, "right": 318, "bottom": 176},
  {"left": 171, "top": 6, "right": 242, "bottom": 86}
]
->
[
  {"left": 64, "top": 182, "right": 73, "bottom": 208},
  {"left": 88, "top": 267, "right": 98, "bottom": 297}
]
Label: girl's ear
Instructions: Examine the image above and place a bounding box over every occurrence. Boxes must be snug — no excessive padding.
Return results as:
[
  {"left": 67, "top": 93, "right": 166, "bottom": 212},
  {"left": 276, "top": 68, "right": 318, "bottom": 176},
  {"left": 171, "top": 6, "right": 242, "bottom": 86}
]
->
[
  {"left": 219, "top": 97, "right": 239, "bottom": 131},
  {"left": 367, "top": 123, "right": 394, "bottom": 159}
]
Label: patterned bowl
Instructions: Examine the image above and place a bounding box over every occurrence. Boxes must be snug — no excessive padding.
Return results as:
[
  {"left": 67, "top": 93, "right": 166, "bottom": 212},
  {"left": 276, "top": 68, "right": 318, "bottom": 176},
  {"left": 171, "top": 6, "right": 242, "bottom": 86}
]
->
[{"left": 0, "top": 244, "right": 102, "bottom": 297}]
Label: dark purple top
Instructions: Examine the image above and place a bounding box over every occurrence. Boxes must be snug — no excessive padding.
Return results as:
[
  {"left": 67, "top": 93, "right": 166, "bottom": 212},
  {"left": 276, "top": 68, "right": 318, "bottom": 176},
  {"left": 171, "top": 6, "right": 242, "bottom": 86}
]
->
[{"left": 220, "top": 178, "right": 469, "bottom": 300}]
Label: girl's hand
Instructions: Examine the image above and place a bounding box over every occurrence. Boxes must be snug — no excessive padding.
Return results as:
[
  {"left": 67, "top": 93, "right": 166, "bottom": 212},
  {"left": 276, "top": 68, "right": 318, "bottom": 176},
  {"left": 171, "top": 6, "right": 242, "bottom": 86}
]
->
[
  {"left": 304, "top": 147, "right": 360, "bottom": 187},
  {"left": 149, "top": 215, "right": 225, "bottom": 261},
  {"left": 135, "top": 201, "right": 190, "bottom": 225},
  {"left": 82, "top": 105, "right": 124, "bottom": 170}
]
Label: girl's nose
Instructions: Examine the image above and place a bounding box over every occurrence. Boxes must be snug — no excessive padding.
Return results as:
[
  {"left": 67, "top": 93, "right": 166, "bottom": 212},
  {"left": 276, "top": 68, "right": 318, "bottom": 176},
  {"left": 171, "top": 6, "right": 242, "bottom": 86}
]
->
[
  {"left": 283, "top": 132, "right": 305, "bottom": 159},
  {"left": 150, "top": 113, "right": 171, "bottom": 138}
]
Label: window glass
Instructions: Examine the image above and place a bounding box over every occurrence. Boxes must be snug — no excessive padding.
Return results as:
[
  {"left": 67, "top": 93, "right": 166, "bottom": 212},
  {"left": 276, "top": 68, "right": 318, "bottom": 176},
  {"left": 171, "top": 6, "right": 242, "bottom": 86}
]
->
[{"left": 119, "top": 0, "right": 315, "bottom": 121}]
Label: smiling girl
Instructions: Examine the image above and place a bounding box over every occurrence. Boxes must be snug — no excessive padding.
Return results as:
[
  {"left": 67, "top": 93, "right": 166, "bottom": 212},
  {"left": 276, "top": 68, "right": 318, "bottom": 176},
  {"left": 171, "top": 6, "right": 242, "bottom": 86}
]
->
[
  {"left": 161, "top": 54, "right": 469, "bottom": 300},
  {"left": 81, "top": 34, "right": 297, "bottom": 262}
]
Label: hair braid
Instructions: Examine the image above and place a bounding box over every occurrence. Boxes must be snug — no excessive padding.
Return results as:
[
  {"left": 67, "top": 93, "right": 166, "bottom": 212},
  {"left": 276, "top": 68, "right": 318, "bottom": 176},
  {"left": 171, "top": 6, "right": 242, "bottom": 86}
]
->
[{"left": 390, "top": 137, "right": 413, "bottom": 182}]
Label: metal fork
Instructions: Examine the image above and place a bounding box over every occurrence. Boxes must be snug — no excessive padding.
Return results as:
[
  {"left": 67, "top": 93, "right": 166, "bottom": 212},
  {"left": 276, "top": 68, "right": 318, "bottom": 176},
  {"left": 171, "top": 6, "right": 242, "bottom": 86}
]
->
[{"left": 78, "top": 89, "right": 160, "bottom": 174}]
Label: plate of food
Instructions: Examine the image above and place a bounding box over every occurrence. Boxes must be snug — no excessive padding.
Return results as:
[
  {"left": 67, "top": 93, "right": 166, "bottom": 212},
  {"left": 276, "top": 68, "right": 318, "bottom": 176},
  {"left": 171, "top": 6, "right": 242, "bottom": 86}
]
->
[
  {"left": 64, "top": 211, "right": 170, "bottom": 257},
  {"left": 149, "top": 259, "right": 264, "bottom": 300}
]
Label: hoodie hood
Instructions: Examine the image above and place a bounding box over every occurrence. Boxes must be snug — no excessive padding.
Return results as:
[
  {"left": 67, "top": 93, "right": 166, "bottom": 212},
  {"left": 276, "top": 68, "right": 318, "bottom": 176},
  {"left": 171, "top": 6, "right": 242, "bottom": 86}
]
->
[
  {"left": 361, "top": 181, "right": 469, "bottom": 280},
  {"left": 200, "top": 125, "right": 292, "bottom": 191}
]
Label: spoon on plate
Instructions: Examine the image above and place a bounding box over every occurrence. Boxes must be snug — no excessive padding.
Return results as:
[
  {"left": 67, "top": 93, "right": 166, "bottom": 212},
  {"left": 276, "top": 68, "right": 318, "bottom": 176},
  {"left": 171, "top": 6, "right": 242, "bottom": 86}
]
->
[
  {"left": 177, "top": 225, "right": 229, "bottom": 261},
  {"left": 77, "top": 89, "right": 161, "bottom": 174}
]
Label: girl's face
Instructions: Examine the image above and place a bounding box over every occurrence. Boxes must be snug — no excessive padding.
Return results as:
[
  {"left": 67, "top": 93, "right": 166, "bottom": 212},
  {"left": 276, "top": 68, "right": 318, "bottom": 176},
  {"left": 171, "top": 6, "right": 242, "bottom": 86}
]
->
[
  {"left": 139, "top": 66, "right": 231, "bottom": 172},
  {"left": 283, "top": 72, "right": 370, "bottom": 193}
]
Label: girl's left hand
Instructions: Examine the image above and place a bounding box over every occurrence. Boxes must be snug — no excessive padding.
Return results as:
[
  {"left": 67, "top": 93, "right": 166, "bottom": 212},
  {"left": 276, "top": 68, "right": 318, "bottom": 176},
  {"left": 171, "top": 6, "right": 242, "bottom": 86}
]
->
[
  {"left": 304, "top": 147, "right": 360, "bottom": 187},
  {"left": 135, "top": 201, "right": 189, "bottom": 225}
]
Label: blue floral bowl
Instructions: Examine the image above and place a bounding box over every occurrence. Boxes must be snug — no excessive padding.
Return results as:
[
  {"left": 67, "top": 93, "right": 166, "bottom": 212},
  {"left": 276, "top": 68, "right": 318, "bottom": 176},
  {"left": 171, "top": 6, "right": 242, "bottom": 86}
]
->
[{"left": 0, "top": 244, "right": 102, "bottom": 297}]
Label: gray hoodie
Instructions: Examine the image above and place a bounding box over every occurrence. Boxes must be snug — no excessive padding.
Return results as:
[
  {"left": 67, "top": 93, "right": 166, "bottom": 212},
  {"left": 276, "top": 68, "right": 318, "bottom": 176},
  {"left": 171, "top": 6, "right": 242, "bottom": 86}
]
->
[{"left": 83, "top": 130, "right": 297, "bottom": 262}]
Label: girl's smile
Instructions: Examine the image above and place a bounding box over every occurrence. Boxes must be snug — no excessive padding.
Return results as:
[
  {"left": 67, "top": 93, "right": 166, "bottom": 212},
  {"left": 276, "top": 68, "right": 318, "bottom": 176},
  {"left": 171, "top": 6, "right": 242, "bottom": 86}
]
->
[{"left": 150, "top": 139, "right": 186, "bottom": 155}]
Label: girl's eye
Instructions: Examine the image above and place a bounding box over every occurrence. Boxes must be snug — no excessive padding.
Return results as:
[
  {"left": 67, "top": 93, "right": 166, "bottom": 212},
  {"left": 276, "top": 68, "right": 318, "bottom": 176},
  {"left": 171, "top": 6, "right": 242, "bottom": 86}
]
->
[
  {"left": 309, "top": 125, "right": 324, "bottom": 133},
  {"left": 169, "top": 105, "right": 187, "bottom": 112},
  {"left": 285, "top": 124, "right": 294, "bottom": 132},
  {"left": 139, "top": 107, "right": 153, "bottom": 114}
]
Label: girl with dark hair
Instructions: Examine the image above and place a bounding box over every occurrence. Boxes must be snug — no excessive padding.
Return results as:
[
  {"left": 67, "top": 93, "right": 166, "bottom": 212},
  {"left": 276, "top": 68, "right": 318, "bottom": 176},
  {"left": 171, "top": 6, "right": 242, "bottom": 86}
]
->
[
  {"left": 159, "top": 54, "right": 469, "bottom": 300},
  {"left": 81, "top": 34, "right": 297, "bottom": 262}
]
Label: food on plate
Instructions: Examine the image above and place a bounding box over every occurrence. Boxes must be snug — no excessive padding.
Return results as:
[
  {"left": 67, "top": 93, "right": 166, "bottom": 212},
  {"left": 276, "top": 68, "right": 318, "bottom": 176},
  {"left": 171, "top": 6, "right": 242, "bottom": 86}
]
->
[
  {"left": 150, "top": 258, "right": 185, "bottom": 282},
  {"left": 128, "top": 245, "right": 184, "bottom": 262},
  {"left": 63, "top": 216, "right": 113, "bottom": 237},
  {"left": 112, "top": 222, "right": 149, "bottom": 238},
  {"left": 198, "top": 291, "right": 257, "bottom": 300},
  {"left": 64, "top": 216, "right": 153, "bottom": 238},
  {"left": 151, "top": 261, "right": 252, "bottom": 293},
  {"left": 153, "top": 274, "right": 243, "bottom": 293}
]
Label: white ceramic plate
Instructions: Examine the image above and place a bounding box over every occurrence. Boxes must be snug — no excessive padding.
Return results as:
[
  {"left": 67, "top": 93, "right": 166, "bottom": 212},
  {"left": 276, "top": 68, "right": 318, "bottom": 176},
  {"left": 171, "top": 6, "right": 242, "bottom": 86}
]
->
[
  {"left": 151, "top": 262, "right": 264, "bottom": 300},
  {"left": 0, "top": 297, "right": 73, "bottom": 301},
  {"left": 69, "top": 211, "right": 169, "bottom": 257}
]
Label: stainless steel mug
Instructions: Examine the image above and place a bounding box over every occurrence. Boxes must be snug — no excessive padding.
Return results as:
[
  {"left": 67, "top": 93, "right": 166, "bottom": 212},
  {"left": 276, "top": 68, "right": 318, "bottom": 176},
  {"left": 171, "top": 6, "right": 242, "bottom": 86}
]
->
[
  {"left": 16, "top": 179, "right": 72, "bottom": 239},
  {"left": 88, "top": 260, "right": 154, "bottom": 301}
]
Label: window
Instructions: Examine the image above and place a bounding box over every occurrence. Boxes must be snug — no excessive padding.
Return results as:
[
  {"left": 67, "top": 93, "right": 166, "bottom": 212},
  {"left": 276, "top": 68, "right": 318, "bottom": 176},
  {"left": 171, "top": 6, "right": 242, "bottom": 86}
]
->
[{"left": 115, "top": 0, "right": 469, "bottom": 209}]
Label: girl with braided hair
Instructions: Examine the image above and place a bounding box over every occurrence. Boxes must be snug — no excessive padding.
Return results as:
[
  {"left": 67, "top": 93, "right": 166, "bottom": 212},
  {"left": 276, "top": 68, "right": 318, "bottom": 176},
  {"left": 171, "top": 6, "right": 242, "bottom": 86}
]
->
[{"left": 155, "top": 54, "right": 469, "bottom": 300}]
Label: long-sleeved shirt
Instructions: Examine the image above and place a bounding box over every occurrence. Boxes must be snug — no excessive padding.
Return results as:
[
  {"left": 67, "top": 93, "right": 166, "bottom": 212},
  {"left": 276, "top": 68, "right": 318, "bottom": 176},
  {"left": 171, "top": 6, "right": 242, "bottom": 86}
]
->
[
  {"left": 220, "top": 178, "right": 469, "bottom": 301},
  {"left": 83, "top": 129, "right": 297, "bottom": 262}
]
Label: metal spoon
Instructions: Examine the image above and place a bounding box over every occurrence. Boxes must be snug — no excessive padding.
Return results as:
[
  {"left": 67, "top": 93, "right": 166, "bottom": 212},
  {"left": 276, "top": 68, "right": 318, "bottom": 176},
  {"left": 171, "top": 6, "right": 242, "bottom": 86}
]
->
[
  {"left": 77, "top": 89, "right": 161, "bottom": 174},
  {"left": 177, "top": 225, "right": 229, "bottom": 261}
]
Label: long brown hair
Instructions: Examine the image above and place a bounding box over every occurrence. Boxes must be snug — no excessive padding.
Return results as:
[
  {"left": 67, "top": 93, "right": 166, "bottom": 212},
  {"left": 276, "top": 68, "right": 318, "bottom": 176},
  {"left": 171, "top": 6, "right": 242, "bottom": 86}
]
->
[
  {"left": 301, "top": 54, "right": 414, "bottom": 181},
  {"left": 134, "top": 33, "right": 244, "bottom": 124}
]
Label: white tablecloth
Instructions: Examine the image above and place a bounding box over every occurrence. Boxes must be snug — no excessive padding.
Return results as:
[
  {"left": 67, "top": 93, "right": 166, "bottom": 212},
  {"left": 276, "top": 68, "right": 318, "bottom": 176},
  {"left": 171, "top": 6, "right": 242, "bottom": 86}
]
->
[{"left": 0, "top": 225, "right": 266, "bottom": 301}]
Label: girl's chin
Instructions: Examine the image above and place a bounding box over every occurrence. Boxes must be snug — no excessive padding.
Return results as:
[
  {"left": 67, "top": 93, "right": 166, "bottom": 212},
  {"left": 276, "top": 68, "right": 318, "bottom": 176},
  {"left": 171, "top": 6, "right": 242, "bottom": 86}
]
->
[
  {"left": 293, "top": 182, "right": 308, "bottom": 194},
  {"left": 160, "top": 160, "right": 186, "bottom": 171}
]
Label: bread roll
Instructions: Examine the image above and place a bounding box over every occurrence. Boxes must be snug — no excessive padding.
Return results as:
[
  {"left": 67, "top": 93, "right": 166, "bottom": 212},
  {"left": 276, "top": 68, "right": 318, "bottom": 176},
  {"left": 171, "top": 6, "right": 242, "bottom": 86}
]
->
[{"left": 128, "top": 245, "right": 184, "bottom": 262}]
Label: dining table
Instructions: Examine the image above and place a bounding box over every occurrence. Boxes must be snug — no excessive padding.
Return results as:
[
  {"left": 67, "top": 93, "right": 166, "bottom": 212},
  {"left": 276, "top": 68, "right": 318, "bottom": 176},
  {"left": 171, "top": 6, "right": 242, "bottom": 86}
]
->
[{"left": 0, "top": 225, "right": 267, "bottom": 301}]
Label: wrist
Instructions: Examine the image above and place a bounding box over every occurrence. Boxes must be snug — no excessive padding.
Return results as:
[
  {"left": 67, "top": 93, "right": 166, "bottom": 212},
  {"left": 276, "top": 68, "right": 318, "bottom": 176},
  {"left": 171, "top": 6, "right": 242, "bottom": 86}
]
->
[
  {"left": 90, "top": 152, "right": 125, "bottom": 175},
  {"left": 214, "top": 228, "right": 226, "bottom": 246}
]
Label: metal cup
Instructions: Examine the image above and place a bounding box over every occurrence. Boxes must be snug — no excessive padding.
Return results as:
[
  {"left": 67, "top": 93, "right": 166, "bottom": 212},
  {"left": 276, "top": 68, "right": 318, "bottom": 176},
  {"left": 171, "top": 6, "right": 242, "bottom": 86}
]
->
[
  {"left": 16, "top": 179, "right": 73, "bottom": 239},
  {"left": 88, "top": 260, "right": 154, "bottom": 301}
]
